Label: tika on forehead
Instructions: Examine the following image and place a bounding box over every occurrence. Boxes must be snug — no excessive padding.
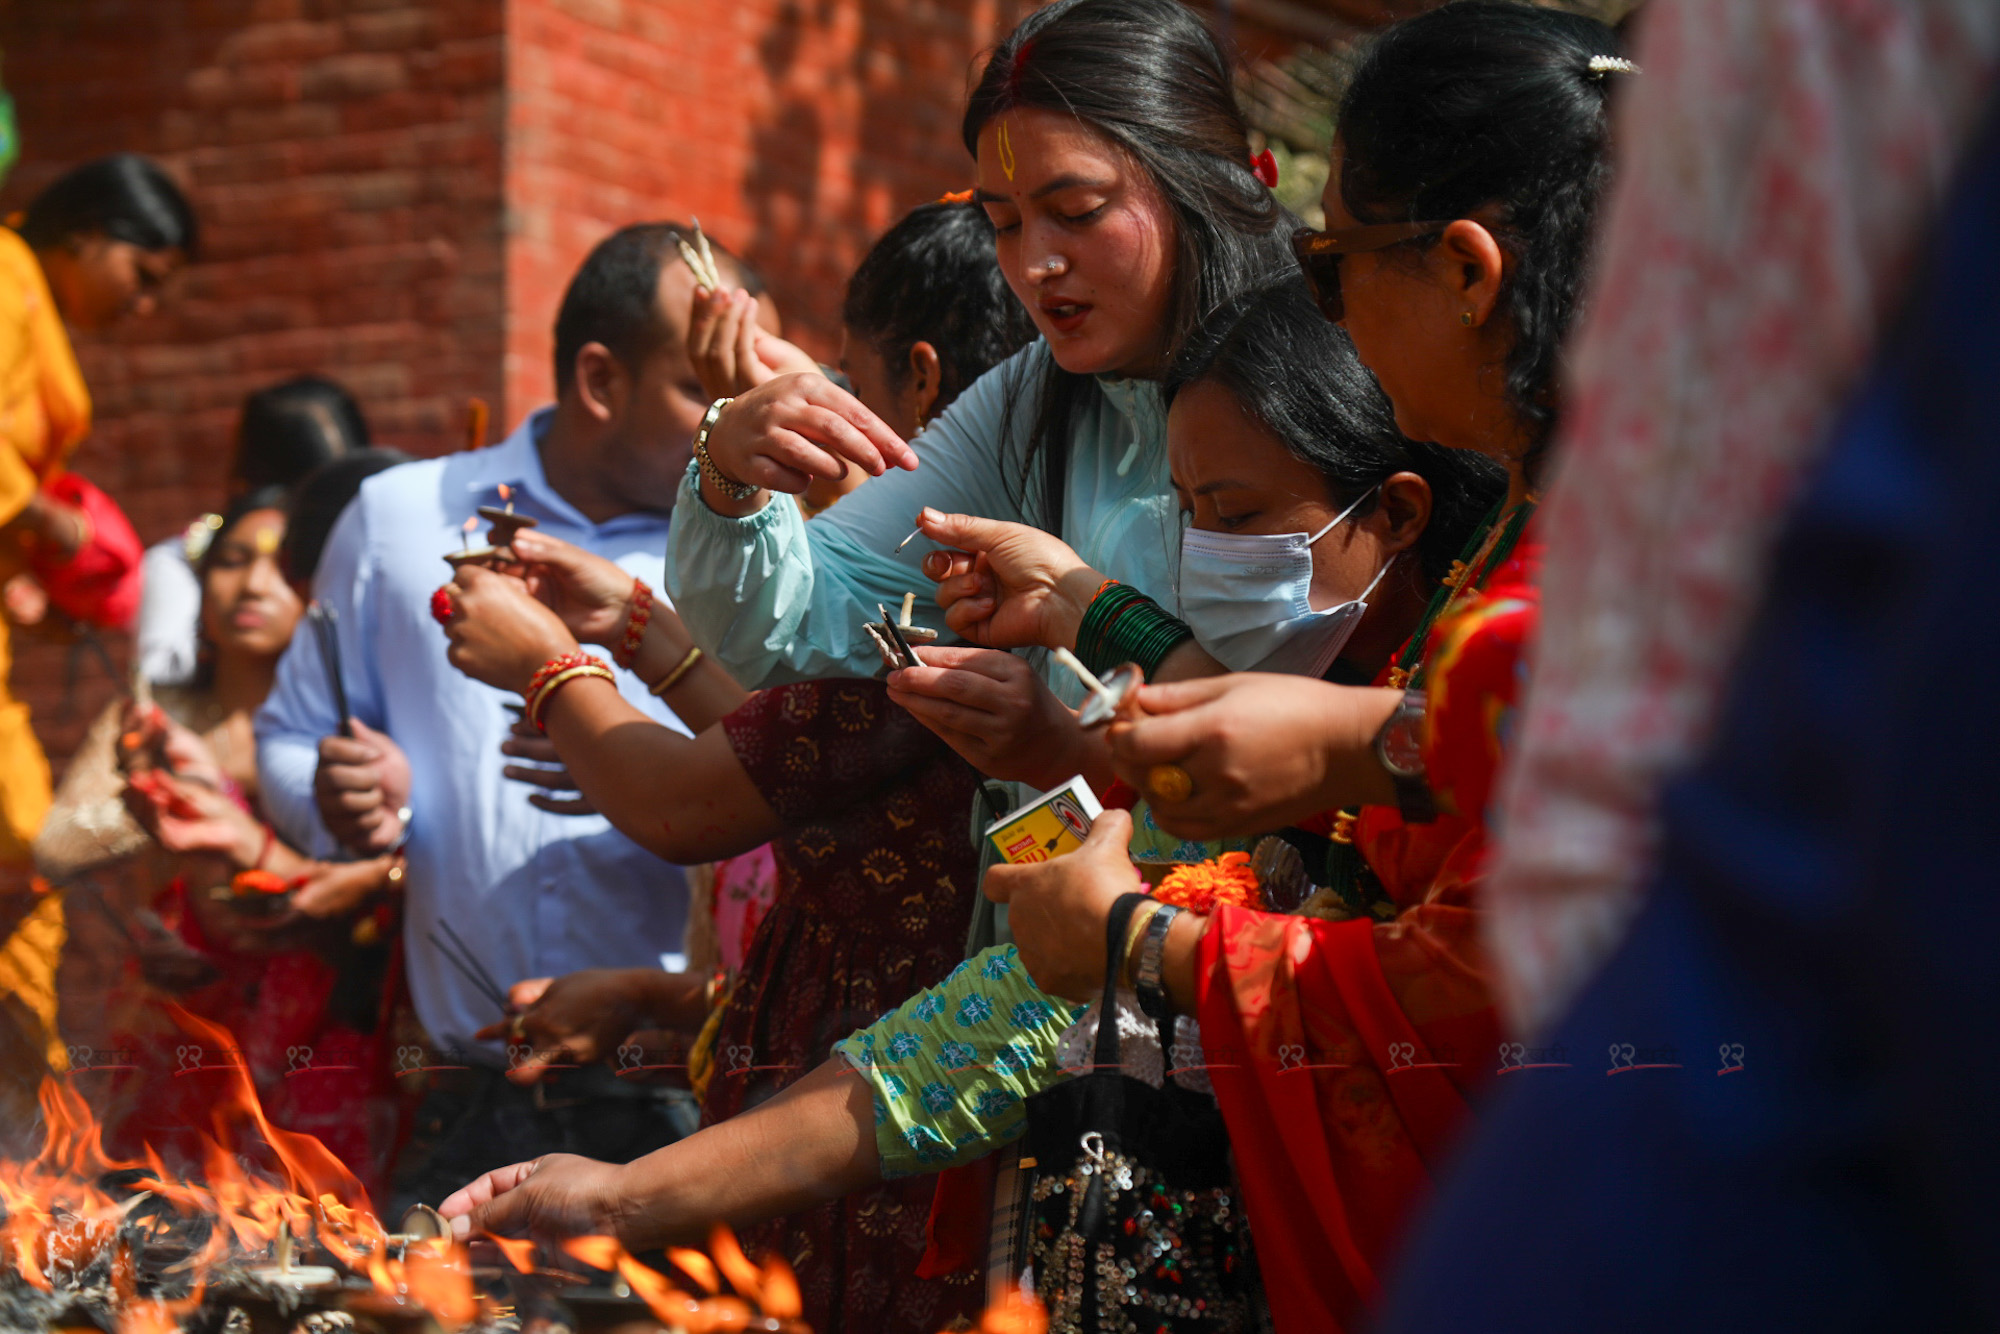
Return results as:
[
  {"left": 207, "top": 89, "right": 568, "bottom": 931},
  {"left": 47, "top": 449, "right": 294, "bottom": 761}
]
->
[{"left": 996, "top": 118, "right": 1017, "bottom": 181}]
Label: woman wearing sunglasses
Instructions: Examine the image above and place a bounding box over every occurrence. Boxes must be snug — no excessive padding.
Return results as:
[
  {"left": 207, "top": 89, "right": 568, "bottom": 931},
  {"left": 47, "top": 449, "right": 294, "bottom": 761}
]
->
[{"left": 955, "top": 4, "right": 1628, "bottom": 1327}]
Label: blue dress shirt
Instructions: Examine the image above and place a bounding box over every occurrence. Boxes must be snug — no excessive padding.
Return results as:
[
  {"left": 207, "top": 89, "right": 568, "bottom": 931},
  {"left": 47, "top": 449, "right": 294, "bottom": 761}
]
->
[{"left": 256, "top": 408, "right": 691, "bottom": 1063}]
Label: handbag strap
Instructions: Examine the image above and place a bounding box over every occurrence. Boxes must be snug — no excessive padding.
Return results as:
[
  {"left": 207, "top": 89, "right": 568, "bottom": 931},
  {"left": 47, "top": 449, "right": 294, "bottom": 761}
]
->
[{"left": 1095, "top": 893, "right": 1149, "bottom": 1074}]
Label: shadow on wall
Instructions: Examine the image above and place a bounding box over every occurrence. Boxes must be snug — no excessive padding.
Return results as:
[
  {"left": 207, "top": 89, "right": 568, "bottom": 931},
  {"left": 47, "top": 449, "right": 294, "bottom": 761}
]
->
[{"left": 742, "top": 0, "right": 1039, "bottom": 342}]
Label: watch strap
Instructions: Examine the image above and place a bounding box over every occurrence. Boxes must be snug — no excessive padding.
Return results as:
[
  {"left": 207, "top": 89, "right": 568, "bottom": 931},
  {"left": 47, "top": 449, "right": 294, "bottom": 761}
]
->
[
  {"left": 693, "top": 397, "right": 759, "bottom": 501},
  {"left": 1134, "top": 901, "right": 1183, "bottom": 1021}
]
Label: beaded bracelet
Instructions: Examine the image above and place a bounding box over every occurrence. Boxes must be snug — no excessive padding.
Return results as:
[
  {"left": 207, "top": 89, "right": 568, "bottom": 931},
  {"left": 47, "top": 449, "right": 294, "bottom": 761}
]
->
[
  {"left": 1075, "top": 580, "right": 1194, "bottom": 679},
  {"left": 527, "top": 662, "right": 615, "bottom": 731},
  {"left": 522, "top": 649, "right": 593, "bottom": 706},
  {"left": 615, "top": 579, "right": 653, "bottom": 669}
]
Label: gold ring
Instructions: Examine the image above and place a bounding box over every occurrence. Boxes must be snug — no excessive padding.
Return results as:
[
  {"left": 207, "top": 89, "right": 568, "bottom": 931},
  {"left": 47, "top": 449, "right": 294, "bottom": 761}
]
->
[
  {"left": 508, "top": 1012, "right": 527, "bottom": 1040},
  {"left": 1147, "top": 763, "right": 1193, "bottom": 804}
]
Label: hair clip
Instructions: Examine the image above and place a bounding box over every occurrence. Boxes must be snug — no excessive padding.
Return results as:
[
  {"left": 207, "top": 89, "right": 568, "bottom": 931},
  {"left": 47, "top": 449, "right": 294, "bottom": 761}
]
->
[
  {"left": 1250, "top": 149, "right": 1279, "bottom": 190},
  {"left": 939, "top": 188, "right": 975, "bottom": 205},
  {"left": 1587, "top": 55, "right": 1639, "bottom": 78}
]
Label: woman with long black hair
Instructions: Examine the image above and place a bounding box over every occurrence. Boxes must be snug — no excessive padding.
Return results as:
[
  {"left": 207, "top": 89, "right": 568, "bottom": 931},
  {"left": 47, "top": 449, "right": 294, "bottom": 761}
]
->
[{"left": 664, "top": 0, "right": 1293, "bottom": 801}]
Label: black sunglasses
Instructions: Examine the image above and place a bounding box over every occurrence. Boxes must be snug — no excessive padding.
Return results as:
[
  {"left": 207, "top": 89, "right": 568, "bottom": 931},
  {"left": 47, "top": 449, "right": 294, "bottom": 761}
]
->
[{"left": 1291, "top": 222, "right": 1452, "bottom": 323}]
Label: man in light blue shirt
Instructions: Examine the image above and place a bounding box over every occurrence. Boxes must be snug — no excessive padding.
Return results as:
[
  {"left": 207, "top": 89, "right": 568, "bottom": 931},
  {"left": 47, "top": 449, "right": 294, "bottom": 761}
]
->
[{"left": 256, "top": 223, "right": 770, "bottom": 1209}]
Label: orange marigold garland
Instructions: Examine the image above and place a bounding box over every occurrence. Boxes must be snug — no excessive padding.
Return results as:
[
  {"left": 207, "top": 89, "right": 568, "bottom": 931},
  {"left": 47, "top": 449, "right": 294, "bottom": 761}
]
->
[{"left": 1153, "top": 851, "right": 1264, "bottom": 913}]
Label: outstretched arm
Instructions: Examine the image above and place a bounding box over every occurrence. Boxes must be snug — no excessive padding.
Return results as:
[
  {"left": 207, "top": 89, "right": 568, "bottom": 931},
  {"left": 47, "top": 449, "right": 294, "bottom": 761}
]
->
[
  {"left": 442, "top": 563, "right": 780, "bottom": 863},
  {"left": 442, "top": 1057, "right": 878, "bottom": 1247}
]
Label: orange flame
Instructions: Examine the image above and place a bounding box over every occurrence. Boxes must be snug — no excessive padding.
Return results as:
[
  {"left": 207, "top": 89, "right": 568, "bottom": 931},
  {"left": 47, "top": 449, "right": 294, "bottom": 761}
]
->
[
  {"left": 562, "top": 1236, "right": 708, "bottom": 1330},
  {"left": 482, "top": 1230, "right": 538, "bottom": 1273}
]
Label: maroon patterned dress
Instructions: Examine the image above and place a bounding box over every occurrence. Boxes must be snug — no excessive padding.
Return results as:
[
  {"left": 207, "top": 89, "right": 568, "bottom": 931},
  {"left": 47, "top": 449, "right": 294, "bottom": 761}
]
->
[{"left": 705, "top": 678, "right": 983, "bottom": 1333}]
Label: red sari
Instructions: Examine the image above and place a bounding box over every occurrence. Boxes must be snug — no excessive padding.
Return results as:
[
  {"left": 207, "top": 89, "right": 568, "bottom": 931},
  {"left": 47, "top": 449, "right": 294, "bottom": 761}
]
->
[{"left": 1196, "top": 527, "right": 1542, "bottom": 1331}]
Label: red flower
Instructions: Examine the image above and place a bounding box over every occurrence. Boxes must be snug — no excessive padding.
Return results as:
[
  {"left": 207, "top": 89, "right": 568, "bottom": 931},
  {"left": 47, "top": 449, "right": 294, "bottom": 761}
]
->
[{"left": 1250, "top": 149, "right": 1279, "bottom": 190}]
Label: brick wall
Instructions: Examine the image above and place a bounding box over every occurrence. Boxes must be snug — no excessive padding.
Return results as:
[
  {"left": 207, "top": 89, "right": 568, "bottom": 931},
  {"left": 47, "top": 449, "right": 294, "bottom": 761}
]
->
[
  {"left": 0, "top": 0, "right": 507, "bottom": 765},
  {"left": 501, "top": 0, "right": 1038, "bottom": 422}
]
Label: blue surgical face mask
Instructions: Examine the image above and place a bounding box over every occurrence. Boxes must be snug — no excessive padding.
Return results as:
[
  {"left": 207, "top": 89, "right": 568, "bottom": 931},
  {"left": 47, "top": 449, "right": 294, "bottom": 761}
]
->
[{"left": 1177, "top": 485, "right": 1391, "bottom": 677}]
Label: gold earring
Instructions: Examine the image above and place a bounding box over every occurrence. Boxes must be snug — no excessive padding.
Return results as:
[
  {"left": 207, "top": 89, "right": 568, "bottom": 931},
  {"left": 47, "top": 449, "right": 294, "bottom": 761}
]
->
[{"left": 1461, "top": 311, "right": 1475, "bottom": 327}]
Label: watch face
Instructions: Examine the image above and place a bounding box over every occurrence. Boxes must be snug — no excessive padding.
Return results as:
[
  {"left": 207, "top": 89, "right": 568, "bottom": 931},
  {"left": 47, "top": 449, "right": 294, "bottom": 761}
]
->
[{"left": 1382, "top": 721, "right": 1424, "bottom": 776}]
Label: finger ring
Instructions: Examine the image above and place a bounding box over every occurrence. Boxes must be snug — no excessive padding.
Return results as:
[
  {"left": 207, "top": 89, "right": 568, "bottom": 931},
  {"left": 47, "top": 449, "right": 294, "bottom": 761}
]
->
[
  {"left": 430, "top": 586, "right": 456, "bottom": 625},
  {"left": 1147, "top": 763, "right": 1193, "bottom": 804},
  {"left": 508, "top": 1012, "right": 527, "bottom": 1040}
]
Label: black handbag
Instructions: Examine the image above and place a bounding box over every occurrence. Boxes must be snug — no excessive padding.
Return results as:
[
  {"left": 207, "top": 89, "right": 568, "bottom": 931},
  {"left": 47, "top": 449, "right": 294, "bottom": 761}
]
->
[{"left": 1020, "top": 893, "right": 1261, "bottom": 1333}]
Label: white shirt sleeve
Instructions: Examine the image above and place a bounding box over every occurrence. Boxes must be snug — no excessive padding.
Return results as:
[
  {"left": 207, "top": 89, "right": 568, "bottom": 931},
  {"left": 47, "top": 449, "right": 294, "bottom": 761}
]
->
[{"left": 136, "top": 537, "right": 202, "bottom": 686}]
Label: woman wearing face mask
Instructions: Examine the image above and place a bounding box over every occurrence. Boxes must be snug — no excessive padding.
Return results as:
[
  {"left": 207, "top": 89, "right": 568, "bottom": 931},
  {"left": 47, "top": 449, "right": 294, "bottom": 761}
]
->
[
  {"left": 663, "top": 0, "right": 1294, "bottom": 802},
  {"left": 0, "top": 153, "right": 195, "bottom": 1071},
  {"left": 38, "top": 488, "right": 414, "bottom": 1194},
  {"left": 435, "top": 284, "right": 1500, "bottom": 1265},
  {"left": 972, "top": 6, "right": 1626, "bottom": 1328}
]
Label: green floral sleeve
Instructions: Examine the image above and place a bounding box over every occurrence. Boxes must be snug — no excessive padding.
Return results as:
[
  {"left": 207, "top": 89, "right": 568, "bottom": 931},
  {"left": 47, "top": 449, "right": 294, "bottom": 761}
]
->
[{"left": 833, "top": 945, "right": 1086, "bottom": 1179}]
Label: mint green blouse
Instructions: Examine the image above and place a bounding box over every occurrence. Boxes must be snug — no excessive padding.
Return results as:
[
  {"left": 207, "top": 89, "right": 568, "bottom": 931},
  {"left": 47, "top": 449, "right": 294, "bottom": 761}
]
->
[{"left": 663, "top": 342, "right": 1178, "bottom": 704}]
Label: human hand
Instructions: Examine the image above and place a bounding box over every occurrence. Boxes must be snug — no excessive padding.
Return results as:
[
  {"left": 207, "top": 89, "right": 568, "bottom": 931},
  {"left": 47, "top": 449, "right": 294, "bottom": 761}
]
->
[
  {"left": 123, "top": 770, "right": 260, "bottom": 860},
  {"left": 117, "top": 701, "right": 228, "bottom": 791},
  {"left": 698, "top": 374, "right": 917, "bottom": 511},
  {"left": 2, "top": 573, "right": 47, "bottom": 626},
  {"left": 913, "top": 509, "right": 1104, "bottom": 650},
  {"left": 885, "top": 645, "right": 1098, "bottom": 788},
  {"left": 499, "top": 711, "right": 596, "bottom": 816},
  {"left": 439, "top": 1154, "right": 629, "bottom": 1243},
  {"left": 313, "top": 718, "right": 412, "bottom": 854},
  {"left": 285, "top": 858, "right": 391, "bottom": 921},
  {"left": 1106, "top": 674, "right": 1401, "bottom": 841},
  {"left": 441, "top": 563, "right": 579, "bottom": 695},
  {"left": 981, "top": 809, "right": 1141, "bottom": 1002},
  {"left": 506, "top": 531, "right": 644, "bottom": 649},
  {"left": 474, "top": 969, "right": 670, "bottom": 1085},
  {"left": 686, "top": 286, "right": 819, "bottom": 401}
]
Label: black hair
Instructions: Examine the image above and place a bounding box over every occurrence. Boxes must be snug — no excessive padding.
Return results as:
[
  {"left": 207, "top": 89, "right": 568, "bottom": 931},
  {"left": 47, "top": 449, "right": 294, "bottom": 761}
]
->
[
  {"left": 1337, "top": 1, "right": 1622, "bottom": 472},
  {"left": 962, "top": 0, "right": 1295, "bottom": 527},
  {"left": 190, "top": 485, "right": 293, "bottom": 689},
  {"left": 280, "top": 447, "right": 413, "bottom": 586},
  {"left": 231, "top": 375, "right": 370, "bottom": 492},
  {"left": 17, "top": 154, "right": 198, "bottom": 257},
  {"left": 551, "top": 221, "right": 767, "bottom": 397},
  {"left": 1163, "top": 280, "right": 1506, "bottom": 585},
  {"left": 840, "top": 200, "right": 1038, "bottom": 415}
]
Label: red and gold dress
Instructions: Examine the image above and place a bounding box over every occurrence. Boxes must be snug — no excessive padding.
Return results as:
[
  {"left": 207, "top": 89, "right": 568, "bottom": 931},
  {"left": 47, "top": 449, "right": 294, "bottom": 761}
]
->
[
  {"left": 1195, "top": 520, "right": 1543, "bottom": 1332},
  {"left": 704, "top": 678, "right": 984, "bottom": 1334}
]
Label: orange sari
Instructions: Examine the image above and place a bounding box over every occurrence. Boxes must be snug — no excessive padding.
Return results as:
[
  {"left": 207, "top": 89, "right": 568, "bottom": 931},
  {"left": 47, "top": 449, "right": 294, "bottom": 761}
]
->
[
  {"left": 0, "top": 226, "right": 91, "bottom": 1067},
  {"left": 1195, "top": 530, "right": 1541, "bottom": 1331}
]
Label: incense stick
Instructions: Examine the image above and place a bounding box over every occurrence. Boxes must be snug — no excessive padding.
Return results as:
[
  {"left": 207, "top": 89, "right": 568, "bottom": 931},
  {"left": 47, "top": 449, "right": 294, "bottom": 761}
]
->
[
  {"left": 1051, "top": 646, "right": 1111, "bottom": 700},
  {"left": 305, "top": 603, "right": 354, "bottom": 738},
  {"left": 435, "top": 917, "right": 509, "bottom": 1006},
  {"left": 427, "top": 928, "right": 509, "bottom": 1015}
]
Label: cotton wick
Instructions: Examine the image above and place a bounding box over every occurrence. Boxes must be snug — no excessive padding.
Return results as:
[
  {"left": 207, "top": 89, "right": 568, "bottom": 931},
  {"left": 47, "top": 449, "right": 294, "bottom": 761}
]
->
[{"left": 1052, "top": 646, "right": 1110, "bottom": 700}]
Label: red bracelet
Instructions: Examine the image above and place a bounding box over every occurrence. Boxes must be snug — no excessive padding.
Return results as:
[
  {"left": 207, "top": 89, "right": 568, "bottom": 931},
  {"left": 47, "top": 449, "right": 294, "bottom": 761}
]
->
[
  {"left": 523, "top": 650, "right": 594, "bottom": 707},
  {"left": 615, "top": 579, "right": 653, "bottom": 670}
]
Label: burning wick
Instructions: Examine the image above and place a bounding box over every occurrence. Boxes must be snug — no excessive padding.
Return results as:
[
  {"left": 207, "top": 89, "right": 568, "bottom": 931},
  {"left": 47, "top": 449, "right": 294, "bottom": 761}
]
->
[
  {"left": 248, "top": 1227, "right": 339, "bottom": 1289},
  {"left": 1052, "top": 646, "right": 1112, "bottom": 702},
  {"left": 894, "top": 520, "right": 925, "bottom": 553},
  {"left": 497, "top": 482, "right": 514, "bottom": 515},
  {"left": 460, "top": 516, "right": 477, "bottom": 552}
]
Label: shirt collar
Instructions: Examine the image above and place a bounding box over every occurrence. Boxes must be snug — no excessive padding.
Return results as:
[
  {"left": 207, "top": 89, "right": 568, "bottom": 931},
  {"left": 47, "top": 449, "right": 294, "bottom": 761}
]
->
[{"left": 463, "top": 407, "right": 665, "bottom": 534}]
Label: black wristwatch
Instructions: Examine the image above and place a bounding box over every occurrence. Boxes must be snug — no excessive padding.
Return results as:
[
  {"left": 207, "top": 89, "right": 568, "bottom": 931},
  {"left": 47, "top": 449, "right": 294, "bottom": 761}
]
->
[
  {"left": 1133, "top": 902, "right": 1183, "bottom": 1021},
  {"left": 1373, "top": 689, "right": 1437, "bottom": 824}
]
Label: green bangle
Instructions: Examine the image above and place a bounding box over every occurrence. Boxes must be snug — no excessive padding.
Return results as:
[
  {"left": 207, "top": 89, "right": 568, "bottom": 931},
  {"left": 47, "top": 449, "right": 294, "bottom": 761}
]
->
[{"left": 1076, "top": 581, "right": 1193, "bottom": 680}]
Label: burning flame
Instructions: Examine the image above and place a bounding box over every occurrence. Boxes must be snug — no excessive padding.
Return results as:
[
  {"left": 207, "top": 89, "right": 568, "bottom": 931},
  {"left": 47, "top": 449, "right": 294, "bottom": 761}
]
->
[
  {"left": 561, "top": 1228, "right": 802, "bottom": 1332},
  {"left": 0, "top": 1006, "right": 389, "bottom": 1314}
]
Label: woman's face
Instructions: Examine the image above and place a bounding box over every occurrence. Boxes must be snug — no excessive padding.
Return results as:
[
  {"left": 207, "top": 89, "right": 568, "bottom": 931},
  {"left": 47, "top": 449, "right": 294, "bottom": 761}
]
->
[
  {"left": 201, "top": 509, "right": 303, "bottom": 661},
  {"left": 975, "top": 107, "right": 1177, "bottom": 378},
  {"left": 41, "top": 233, "right": 183, "bottom": 332},
  {"left": 1318, "top": 141, "right": 1519, "bottom": 460},
  {"left": 1167, "top": 378, "right": 1403, "bottom": 611}
]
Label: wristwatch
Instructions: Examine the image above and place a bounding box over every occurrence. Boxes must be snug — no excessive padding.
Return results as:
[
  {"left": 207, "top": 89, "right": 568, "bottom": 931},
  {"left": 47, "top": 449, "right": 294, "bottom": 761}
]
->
[
  {"left": 693, "top": 397, "right": 759, "bottom": 502},
  {"left": 1373, "top": 689, "right": 1437, "bottom": 824},
  {"left": 1133, "top": 902, "right": 1183, "bottom": 1021}
]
